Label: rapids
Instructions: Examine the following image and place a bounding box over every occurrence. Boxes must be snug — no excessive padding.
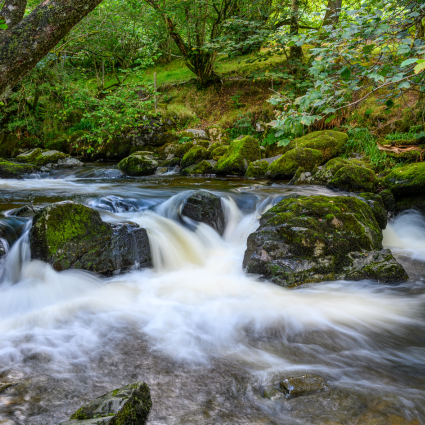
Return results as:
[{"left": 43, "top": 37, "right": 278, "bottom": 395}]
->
[{"left": 0, "top": 165, "right": 425, "bottom": 424}]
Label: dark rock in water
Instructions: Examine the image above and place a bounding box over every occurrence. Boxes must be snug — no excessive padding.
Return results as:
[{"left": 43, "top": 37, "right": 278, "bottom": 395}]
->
[
  {"left": 10, "top": 205, "right": 42, "bottom": 218},
  {"left": 280, "top": 375, "right": 328, "bottom": 397},
  {"left": 118, "top": 151, "right": 158, "bottom": 176},
  {"left": 0, "top": 239, "right": 6, "bottom": 260},
  {"left": 0, "top": 160, "right": 40, "bottom": 179},
  {"left": 30, "top": 202, "right": 152, "bottom": 273},
  {"left": 60, "top": 381, "right": 151, "bottom": 425},
  {"left": 243, "top": 195, "right": 407, "bottom": 286},
  {"left": 182, "top": 191, "right": 225, "bottom": 235},
  {"left": 395, "top": 193, "right": 425, "bottom": 215},
  {"left": 261, "top": 385, "right": 285, "bottom": 400}
]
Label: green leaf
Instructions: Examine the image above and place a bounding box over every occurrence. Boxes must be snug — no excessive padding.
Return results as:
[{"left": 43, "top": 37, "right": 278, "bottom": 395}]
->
[
  {"left": 397, "top": 81, "right": 410, "bottom": 89},
  {"left": 414, "top": 62, "right": 425, "bottom": 74},
  {"left": 325, "top": 114, "right": 336, "bottom": 123},
  {"left": 341, "top": 67, "right": 351, "bottom": 80},
  {"left": 400, "top": 58, "right": 418, "bottom": 67},
  {"left": 385, "top": 99, "right": 394, "bottom": 108}
]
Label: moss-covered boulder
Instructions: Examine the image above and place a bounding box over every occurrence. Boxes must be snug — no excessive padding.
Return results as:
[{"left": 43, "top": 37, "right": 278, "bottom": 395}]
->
[
  {"left": 174, "top": 142, "right": 194, "bottom": 159},
  {"left": 268, "top": 148, "right": 323, "bottom": 179},
  {"left": 210, "top": 145, "right": 229, "bottom": 161},
  {"left": 60, "top": 382, "right": 151, "bottom": 425},
  {"left": 357, "top": 193, "right": 387, "bottom": 230},
  {"left": 181, "top": 160, "right": 216, "bottom": 176},
  {"left": 181, "top": 191, "right": 225, "bottom": 235},
  {"left": 118, "top": 152, "right": 158, "bottom": 176},
  {"left": 14, "top": 148, "right": 44, "bottom": 163},
  {"left": 181, "top": 145, "right": 208, "bottom": 168},
  {"left": 243, "top": 195, "right": 407, "bottom": 286},
  {"left": 215, "top": 136, "right": 261, "bottom": 176},
  {"left": 282, "top": 130, "right": 348, "bottom": 162},
  {"left": 395, "top": 194, "right": 425, "bottom": 215},
  {"left": 291, "top": 158, "right": 376, "bottom": 193},
  {"left": 0, "top": 160, "right": 40, "bottom": 179},
  {"left": 377, "top": 189, "right": 396, "bottom": 214},
  {"left": 14, "top": 148, "right": 81, "bottom": 169},
  {"left": 380, "top": 162, "right": 425, "bottom": 197},
  {"left": 30, "top": 202, "right": 152, "bottom": 274},
  {"left": 246, "top": 160, "right": 270, "bottom": 178}
]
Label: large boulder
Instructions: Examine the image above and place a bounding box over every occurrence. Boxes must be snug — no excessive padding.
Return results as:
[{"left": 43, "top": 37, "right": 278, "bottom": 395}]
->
[
  {"left": 210, "top": 145, "right": 229, "bottom": 161},
  {"left": 30, "top": 202, "right": 152, "bottom": 274},
  {"left": 118, "top": 151, "right": 158, "bottom": 176},
  {"left": 268, "top": 147, "right": 323, "bottom": 179},
  {"left": 380, "top": 162, "right": 425, "bottom": 197},
  {"left": 14, "top": 149, "right": 82, "bottom": 169},
  {"left": 181, "top": 145, "right": 208, "bottom": 168},
  {"left": 291, "top": 158, "right": 376, "bottom": 193},
  {"left": 245, "top": 159, "right": 270, "bottom": 178},
  {"left": 0, "top": 160, "right": 40, "bottom": 179},
  {"left": 281, "top": 130, "right": 348, "bottom": 162},
  {"left": 60, "top": 382, "right": 151, "bottom": 425},
  {"left": 395, "top": 193, "right": 425, "bottom": 215},
  {"left": 181, "top": 160, "right": 216, "bottom": 176},
  {"left": 243, "top": 195, "right": 407, "bottom": 286},
  {"left": 215, "top": 135, "right": 261, "bottom": 176},
  {"left": 181, "top": 191, "right": 225, "bottom": 235},
  {"left": 357, "top": 193, "right": 387, "bottom": 230}
]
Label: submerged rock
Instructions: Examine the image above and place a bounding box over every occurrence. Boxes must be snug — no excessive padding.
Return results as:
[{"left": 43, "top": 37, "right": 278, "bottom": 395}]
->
[
  {"left": 280, "top": 375, "right": 328, "bottom": 397},
  {"left": 181, "top": 190, "right": 225, "bottom": 235},
  {"left": 268, "top": 147, "right": 323, "bottom": 179},
  {"left": 243, "top": 195, "right": 407, "bottom": 286},
  {"left": 60, "top": 381, "right": 151, "bottom": 425},
  {"left": 118, "top": 151, "right": 158, "bottom": 176},
  {"left": 281, "top": 130, "right": 348, "bottom": 162},
  {"left": 30, "top": 202, "right": 152, "bottom": 273},
  {"left": 215, "top": 135, "right": 261, "bottom": 176},
  {"left": 0, "top": 160, "right": 40, "bottom": 179},
  {"left": 10, "top": 205, "right": 42, "bottom": 218}
]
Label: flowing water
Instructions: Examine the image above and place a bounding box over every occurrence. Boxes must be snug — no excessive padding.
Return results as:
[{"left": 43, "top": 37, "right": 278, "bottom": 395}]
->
[{"left": 0, "top": 164, "right": 425, "bottom": 425}]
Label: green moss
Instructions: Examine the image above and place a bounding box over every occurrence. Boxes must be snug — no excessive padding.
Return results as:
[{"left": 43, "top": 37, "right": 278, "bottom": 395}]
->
[
  {"left": 174, "top": 142, "right": 194, "bottom": 158},
  {"left": 0, "top": 160, "right": 40, "bottom": 178},
  {"left": 245, "top": 159, "right": 269, "bottom": 178},
  {"left": 182, "top": 160, "right": 214, "bottom": 175},
  {"left": 215, "top": 135, "right": 261, "bottom": 176},
  {"left": 395, "top": 193, "right": 425, "bottom": 214},
  {"left": 210, "top": 145, "right": 229, "bottom": 160},
  {"left": 357, "top": 193, "right": 387, "bottom": 230},
  {"left": 118, "top": 153, "right": 158, "bottom": 176},
  {"left": 268, "top": 147, "right": 323, "bottom": 179},
  {"left": 69, "top": 407, "right": 90, "bottom": 420},
  {"left": 207, "top": 141, "right": 222, "bottom": 157},
  {"left": 181, "top": 145, "right": 208, "bottom": 168},
  {"left": 282, "top": 130, "right": 348, "bottom": 161},
  {"left": 14, "top": 148, "right": 44, "bottom": 163},
  {"left": 195, "top": 140, "right": 210, "bottom": 149},
  {"left": 329, "top": 163, "right": 376, "bottom": 193},
  {"left": 380, "top": 162, "right": 425, "bottom": 196}
]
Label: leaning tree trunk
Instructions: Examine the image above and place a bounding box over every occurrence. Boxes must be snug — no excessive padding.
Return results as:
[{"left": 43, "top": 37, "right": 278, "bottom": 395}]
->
[
  {"left": 0, "top": 0, "right": 103, "bottom": 96},
  {"left": 289, "top": 0, "right": 303, "bottom": 60},
  {"left": 323, "top": 0, "right": 343, "bottom": 27},
  {"left": 0, "top": 0, "right": 27, "bottom": 29}
]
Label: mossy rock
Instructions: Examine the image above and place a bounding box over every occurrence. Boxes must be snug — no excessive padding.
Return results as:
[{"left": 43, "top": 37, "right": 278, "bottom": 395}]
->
[
  {"left": 290, "top": 158, "right": 376, "bottom": 193},
  {"left": 380, "top": 162, "right": 425, "bottom": 196},
  {"left": 30, "top": 202, "right": 151, "bottom": 274},
  {"left": 268, "top": 148, "right": 323, "bottom": 179},
  {"left": 357, "top": 193, "right": 387, "bottom": 230},
  {"left": 15, "top": 148, "right": 69, "bottom": 166},
  {"left": 61, "top": 381, "right": 151, "bottom": 425},
  {"left": 118, "top": 152, "right": 158, "bottom": 176},
  {"left": 195, "top": 140, "right": 210, "bottom": 149},
  {"left": 246, "top": 160, "right": 269, "bottom": 178},
  {"left": 45, "top": 137, "right": 71, "bottom": 154},
  {"left": 181, "top": 160, "right": 215, "bottom": 176},
  {"left": 181, "top": 145, "right": 208, "bottom": 168},
  {"left": 378, "top": 189, "right": 396, "bottom": 214},
  {"left": 14, "top": 148, "right": 45, "bottom": 163},
  {"left": 210, "top": 145, "right": 229, "bottom": 161},
  {"left": 0, "top": 160, "right": 40, "bottom": 179},
  {"left": 174, "top": 142, "right": 194, "bottom": 158},
  {"left": 282, "top": 130, "right": 348, "bottom": 162},
  {"left": 215, "top": 135, "right": 261, "bottom": 176},
  {"left": 243, "top": 195, "right": 407, "bottom": 286}
]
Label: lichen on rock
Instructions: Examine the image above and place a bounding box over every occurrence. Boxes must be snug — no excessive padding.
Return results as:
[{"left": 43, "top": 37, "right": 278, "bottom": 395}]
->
[
  {"left": 243, "top": 195, "right": 407, "bottom": 287},
  {"left": 215, "top": 135, "right": 261, "bottom": 176}
]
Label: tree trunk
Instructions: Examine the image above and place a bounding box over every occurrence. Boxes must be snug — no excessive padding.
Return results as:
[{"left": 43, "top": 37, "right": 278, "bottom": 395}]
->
[
  {"left": 416, "top": 17, "right": 424, "bottom": 40},
  {"left": 0, "top": 0, "right": 27, "bottom": 29},
  {"left": 289, "top": 0, "right": 303, "bottom": 59},
  {"left": 0, "top": 0, "right": 103, "bottom": 96},
  {"left": 323, "top": 0, "right": 343, "bottom": 27}
]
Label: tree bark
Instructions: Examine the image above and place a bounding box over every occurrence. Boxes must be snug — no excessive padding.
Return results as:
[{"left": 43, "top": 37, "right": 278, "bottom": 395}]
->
[
  {"left": 0, "top": 0, "right": 27, "bottom": 29},
  {"left": 323, "top": 0, "right": 343, "bottom": 27},
  {"left": 289, "top": 0, "right": 303, "bottom": 59},
  {"left": 415, "top": 17, "right": 424, "bottom": 39},
  {"left": 0, "top": 0, "right": 103, "bottom": 96}
]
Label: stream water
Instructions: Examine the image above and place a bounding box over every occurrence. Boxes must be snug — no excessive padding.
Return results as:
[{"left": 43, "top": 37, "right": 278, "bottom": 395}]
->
[{"left": 0, "top": 164, "right": 425, "bottom": 425}]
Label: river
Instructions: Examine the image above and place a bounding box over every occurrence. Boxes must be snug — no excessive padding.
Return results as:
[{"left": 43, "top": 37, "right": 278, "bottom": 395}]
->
[{"left": 0, "top": 164, "right": 424, "bottom": 424}]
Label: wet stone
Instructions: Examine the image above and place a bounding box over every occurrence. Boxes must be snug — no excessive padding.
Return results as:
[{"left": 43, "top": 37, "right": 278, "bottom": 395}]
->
[
  {"left": 279, "top": 374, "right": 328, "bottom": 397},
  {"left": 60, "top": 382, "right": 151, "bottom": 425},
  {"left": 261, "top": 385, "right": 285, "bottom": 400}
]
